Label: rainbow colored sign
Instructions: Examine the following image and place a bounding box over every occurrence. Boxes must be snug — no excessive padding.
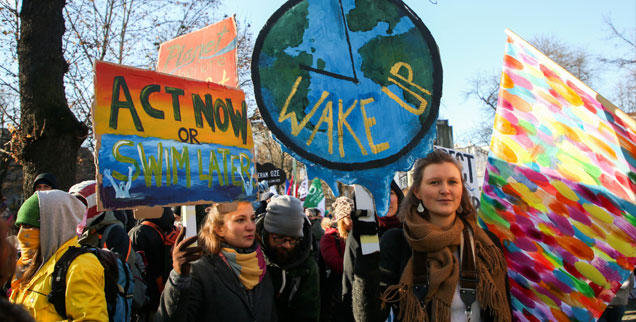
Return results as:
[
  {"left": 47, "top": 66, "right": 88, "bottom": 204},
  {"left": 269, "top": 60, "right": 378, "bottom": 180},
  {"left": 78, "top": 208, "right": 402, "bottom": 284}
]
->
[
  {"left": 93, "top": 61, "right": 255, "bottom": 210},
  {"left": 480, "top": 30, "right": 636, "bottom": 322}
]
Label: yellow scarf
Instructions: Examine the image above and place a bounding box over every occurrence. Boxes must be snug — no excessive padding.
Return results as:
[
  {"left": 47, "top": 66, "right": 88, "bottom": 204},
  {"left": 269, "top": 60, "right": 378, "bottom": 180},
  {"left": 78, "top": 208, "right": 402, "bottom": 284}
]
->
[
  {"left": 220, "top": 245, "right": 267, "bottom": 290},
  {"left": 13, "top": 227, "right": 40, "bottom": 283}
]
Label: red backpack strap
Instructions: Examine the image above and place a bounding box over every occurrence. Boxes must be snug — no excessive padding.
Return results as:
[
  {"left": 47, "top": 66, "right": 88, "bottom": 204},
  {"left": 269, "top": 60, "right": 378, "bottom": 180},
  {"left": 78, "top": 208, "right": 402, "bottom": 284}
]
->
[
  {"left": 141, "top": 221, "right": 165, "bottom": 243},
  {"left": 163, "top": 227, "right": 179, "bottom": 246}
]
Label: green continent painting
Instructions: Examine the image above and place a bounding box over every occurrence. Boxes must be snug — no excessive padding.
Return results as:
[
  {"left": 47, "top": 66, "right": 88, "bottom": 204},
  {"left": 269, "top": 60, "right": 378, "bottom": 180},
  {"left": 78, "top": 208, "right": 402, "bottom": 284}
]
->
[{"left": 252, "top": 0, "right": 442, "bottom": 216}]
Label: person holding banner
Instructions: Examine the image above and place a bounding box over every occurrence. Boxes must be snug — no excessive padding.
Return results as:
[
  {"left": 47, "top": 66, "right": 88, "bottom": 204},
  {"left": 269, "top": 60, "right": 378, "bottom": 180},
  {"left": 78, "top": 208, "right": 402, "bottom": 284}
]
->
[
  {"left": 157, "top": 202, "right": 276, "bottom": 322},
  {"left": 347, "top": 150, "right": 512, "bottom": 322}
]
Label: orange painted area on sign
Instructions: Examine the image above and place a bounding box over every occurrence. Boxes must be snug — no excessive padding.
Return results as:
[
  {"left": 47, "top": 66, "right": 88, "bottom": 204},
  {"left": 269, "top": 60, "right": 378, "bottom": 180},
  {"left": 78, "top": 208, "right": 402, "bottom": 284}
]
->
[
  {"left": 93, "top": 60, "right": 252, "bottom": 149},
  {"left": 157, "top": 17, "right": 238, "bottom": 87}
]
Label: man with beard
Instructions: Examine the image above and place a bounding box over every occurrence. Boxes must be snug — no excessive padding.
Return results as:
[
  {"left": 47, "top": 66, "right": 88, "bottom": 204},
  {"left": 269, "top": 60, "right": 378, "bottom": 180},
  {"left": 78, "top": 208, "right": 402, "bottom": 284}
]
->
[{"left": 256, "top": 195, "right": 320, "bottom": 322}]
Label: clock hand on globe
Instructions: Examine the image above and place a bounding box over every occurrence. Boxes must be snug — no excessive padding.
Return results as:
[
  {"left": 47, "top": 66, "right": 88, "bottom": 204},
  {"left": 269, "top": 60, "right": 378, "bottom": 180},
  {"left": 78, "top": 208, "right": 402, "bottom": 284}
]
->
[
  {"left": 299, "top": 64, "right": 359, "bottom": 83},
  {"left": 299, "top": 0, "right": 359, "bottom": 84}
]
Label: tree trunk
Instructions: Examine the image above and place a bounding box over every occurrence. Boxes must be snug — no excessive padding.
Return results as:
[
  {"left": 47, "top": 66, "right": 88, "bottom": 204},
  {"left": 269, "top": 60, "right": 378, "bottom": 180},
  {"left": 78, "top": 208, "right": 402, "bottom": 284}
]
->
[{"left": 18, "top": 0, "right": 88, "bottom": 197}]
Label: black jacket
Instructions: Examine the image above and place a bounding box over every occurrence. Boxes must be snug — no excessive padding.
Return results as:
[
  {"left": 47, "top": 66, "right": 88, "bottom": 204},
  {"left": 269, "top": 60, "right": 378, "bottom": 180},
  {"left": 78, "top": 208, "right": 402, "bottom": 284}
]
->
[
  {"left": 157, "top": 254, "right": 277, "bottom": 322},
  {"left": 256, "top": 216, "right": 320, "bottom": 322},
  {"left": 129, "top": 208, "right": 175, "bottom": 310}
]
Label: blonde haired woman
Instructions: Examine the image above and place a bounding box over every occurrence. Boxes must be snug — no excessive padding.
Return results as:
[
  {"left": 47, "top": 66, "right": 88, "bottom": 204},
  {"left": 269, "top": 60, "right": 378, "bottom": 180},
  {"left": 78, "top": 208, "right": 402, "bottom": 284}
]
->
[
  {"left": 319, "top": 196, "right": 355, "bottom": 322},
  {"left": 157, "top": 202, "right": 276, "bottom": 322}
]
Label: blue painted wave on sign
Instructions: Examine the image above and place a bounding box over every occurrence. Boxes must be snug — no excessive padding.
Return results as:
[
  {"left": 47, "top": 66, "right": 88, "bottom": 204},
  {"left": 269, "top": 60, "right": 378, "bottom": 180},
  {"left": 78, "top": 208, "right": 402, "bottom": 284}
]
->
[{"left": 97, "top": 133, "right": 256, "bottom": 209}]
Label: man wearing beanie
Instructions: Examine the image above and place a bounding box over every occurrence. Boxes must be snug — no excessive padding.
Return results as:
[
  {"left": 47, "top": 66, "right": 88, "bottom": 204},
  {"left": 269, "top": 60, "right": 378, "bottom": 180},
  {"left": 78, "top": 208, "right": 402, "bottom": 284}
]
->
[{"left": 256, "top": 195, "right": 320, "bottom": 322}]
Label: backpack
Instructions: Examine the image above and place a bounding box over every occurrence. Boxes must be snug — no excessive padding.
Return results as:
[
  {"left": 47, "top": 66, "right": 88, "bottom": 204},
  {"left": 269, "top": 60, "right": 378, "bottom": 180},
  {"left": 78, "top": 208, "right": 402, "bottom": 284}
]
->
[
  {"left": 79, "top": 222, "right": 149, "bottom": 314},
  {"left": 139, "top": 221, "right": 178, "bottom": 291},
  {"left": 49, "top": 246, "right": 134, "bottom": 322}
]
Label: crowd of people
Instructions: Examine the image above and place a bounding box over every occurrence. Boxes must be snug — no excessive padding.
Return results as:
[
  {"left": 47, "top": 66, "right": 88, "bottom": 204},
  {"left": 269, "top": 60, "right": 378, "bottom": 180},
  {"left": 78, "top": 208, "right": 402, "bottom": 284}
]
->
[{"left": 0, "top": 150, "right": 629, "bottom": 321}]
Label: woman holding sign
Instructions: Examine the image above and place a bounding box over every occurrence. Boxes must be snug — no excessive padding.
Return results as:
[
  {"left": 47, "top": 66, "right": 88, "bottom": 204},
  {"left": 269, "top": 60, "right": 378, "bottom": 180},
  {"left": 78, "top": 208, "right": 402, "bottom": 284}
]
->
[
  {"left": 348, "top": 150, "right": 512, "bottom": 322},
  {"left": 157, "top": 202, "right": 276, "bottom": 322}
]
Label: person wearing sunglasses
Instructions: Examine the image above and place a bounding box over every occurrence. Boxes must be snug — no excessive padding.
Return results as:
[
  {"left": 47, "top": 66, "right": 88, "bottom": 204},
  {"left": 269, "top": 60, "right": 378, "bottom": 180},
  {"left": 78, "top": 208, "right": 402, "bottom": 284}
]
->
[{"left": 256, "top": 195, "right": 320, "bottom": 322}]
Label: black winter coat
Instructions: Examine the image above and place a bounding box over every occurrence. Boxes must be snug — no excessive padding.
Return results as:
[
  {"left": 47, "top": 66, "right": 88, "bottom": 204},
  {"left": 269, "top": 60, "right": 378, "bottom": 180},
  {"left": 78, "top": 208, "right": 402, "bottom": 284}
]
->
[
  {"left": 129, "top": 209, "right": 175, "bottom": 310},
  {"left": 256, "top": 216, "right": 321, "bottom": 322},
  {"left": 156, "top": 254, "right": 277, "bottom": 322}
]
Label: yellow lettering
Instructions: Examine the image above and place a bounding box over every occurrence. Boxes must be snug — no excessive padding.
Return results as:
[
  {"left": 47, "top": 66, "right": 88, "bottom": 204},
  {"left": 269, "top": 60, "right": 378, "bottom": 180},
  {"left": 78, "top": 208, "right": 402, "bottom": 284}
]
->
[
  {"left": 171, "top": 147, "right": 191, "bottom": 188},
  {"left": 217, "top": 148, "right": 230, "bottom": 185},
  {"left": 239, "top": 152, "right": 251, "bottom": 189},
  {"left": 230, "top": 154, "right": 241, "bottom": 187},
  {"left": 197, "top": 150, "right": 213, "bottom": 187},
  {"left": 306, "top": 100, "right": 334, "bottom": 154},
  {"left": 279, "top": 76, "right": 329, "bottom": 136},
  {"left": 360, "top": 98, "right": 389, "bottom": 154},
  {"left": 338, "top": 99, "right": 367, "bottom": 158},
  {"left": 381, "top": 62, "right": 431, "bottom": 115}
]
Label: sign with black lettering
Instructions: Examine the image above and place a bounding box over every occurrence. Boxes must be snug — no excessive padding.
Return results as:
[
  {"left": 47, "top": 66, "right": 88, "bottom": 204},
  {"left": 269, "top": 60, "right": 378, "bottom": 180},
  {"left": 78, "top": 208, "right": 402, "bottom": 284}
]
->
[
  {"left": 94, "top": 61, "right": 256, "bottom": 210},
  {"left": 252, "top": 0, "right": 442, "bottom": 216},
  {"left": 256, "top": 163, "right": 287, "bottom": 186}
]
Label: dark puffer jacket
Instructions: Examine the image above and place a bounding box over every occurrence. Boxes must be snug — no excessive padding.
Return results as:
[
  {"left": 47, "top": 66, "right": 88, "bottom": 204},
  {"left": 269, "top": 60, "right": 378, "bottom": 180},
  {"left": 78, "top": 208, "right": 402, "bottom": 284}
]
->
[
  {"left": 157, "top": 254, "right": 277, "bottom": 322},
  {"left": 256, "top": 216, "right": 320, "bottom": 322}
]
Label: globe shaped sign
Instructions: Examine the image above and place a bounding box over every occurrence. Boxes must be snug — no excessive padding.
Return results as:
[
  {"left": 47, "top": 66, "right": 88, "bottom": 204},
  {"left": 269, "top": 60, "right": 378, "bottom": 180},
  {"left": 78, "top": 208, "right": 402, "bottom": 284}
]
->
[{"left": 252, "top": 0, "right": 442, "bottom": 215}]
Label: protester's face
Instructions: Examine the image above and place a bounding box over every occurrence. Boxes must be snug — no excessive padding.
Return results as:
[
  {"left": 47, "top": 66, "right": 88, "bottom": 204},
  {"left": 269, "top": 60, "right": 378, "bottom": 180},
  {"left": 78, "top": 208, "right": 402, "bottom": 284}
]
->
[
  {"left": 34, "top": 183, "right": 52, "bottom": 191},
  {"left": 387, "top": 190, "right": 398, "bottom": 217},
  {"left": 267, "top": 233, "right": 302, "bottom": 261},
  {"left": 414, "top": 162, "right": 462, "bottom": 227},
  {"left": 215, "top": 208, "right": 256, "bottom": 249}
]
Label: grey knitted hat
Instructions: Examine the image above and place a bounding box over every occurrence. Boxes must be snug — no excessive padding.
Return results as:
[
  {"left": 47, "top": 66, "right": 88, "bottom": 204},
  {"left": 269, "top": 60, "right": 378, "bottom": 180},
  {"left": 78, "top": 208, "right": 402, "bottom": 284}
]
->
[{"left": 264, "top": 195, "right": 304, "bottom": 238}]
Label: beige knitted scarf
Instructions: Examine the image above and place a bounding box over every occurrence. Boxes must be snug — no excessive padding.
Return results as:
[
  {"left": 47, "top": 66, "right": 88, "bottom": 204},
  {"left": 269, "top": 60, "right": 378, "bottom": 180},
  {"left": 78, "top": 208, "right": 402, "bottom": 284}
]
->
[{"left": 381, "top": 209, "right": 511, "bottom": 322}]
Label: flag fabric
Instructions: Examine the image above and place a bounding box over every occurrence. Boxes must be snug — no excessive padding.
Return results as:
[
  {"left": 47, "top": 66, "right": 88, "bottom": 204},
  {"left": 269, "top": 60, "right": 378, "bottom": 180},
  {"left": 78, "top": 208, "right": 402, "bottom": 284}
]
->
[
  {"left": 297, "top": 176, "right": 309, "bottom": 202},
  {"left": 303, "top": 178, "right": 325, "bottom": 215},
  {"left": 286, "top": 176, "right": 294, "bottom": 196},
  {"left": 480, "top": 30, "right": 636, "bottom": 322}
]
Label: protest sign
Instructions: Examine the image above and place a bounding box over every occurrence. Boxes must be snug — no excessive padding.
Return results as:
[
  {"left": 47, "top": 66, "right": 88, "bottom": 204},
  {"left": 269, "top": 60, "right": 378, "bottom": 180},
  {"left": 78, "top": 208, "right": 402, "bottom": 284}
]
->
[
  {"left": 252, "top": 0, "right": 442, "bottom": 216},
  {"left": 303, "top": 178, "right": 325, "bottom": 214},
  {"left": 480, "top": 30, "right": 636, "bottom": 321},
  {"left": 94, "top": 61, "right": 255, "bottom": 210},
  {"left": 157, "top": 17, "right": 238, "bottom": 86},
  {"left": 256, "top": 162, "right": 287, "bottom": 186}
]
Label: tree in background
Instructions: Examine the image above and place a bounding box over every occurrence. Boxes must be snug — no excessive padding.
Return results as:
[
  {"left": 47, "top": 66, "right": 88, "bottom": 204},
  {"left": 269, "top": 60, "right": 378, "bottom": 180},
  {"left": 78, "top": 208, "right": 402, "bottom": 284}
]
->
[
  {"left": 601, "top": 17, "right": 636, "bottom": 114},
  {"left": 16, "top": 0, "right": 88, "bottom": 195},
  {"left": 464, "top": 35, "right": 598, "bottom": 146}
]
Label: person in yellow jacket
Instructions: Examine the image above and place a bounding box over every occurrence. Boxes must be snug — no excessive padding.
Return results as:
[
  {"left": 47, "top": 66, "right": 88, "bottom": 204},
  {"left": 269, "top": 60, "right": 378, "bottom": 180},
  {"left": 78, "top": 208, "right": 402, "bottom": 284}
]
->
[{"left": 10, "top": 189, "right": 108, "bottom": 322}]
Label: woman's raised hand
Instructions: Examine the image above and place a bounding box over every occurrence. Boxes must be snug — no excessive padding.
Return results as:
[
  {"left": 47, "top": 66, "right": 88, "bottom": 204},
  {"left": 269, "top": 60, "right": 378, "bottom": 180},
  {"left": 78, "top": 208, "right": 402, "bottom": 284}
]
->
[{"left": 172, "top": 227, "right": 203, "bottom": 276}]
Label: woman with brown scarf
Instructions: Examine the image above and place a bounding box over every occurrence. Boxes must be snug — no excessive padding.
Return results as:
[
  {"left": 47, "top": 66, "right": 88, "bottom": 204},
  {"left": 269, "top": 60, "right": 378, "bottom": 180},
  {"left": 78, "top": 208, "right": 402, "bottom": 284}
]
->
[{"left": 348, "top": 150, "right": 512, "bottom": 322}]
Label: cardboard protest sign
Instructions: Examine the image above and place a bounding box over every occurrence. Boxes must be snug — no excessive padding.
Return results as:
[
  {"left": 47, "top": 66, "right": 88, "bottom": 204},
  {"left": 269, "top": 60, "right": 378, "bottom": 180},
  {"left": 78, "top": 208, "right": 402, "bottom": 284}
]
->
[
  {"left": 157, "top": 16, "right": 238, "bottom": 86},
  {"left": 252, "top": 0, "right": 442, "bottom": 216},
  {"left": 480, "top": 30, "right": 636, "bottom": 321},
  {"left": 256, "top": 162, "right": 287, "bottom": 186},
  {"left": 94, "top": 61, "right": 255, "bottom": 210}
]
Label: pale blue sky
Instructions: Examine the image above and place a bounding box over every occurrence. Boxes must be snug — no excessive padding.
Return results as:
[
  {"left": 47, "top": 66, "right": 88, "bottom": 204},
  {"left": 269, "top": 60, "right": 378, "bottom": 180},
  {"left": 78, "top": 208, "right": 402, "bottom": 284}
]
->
[{"left": 222, "top": 0, "right": 636, "bottom": 144}]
